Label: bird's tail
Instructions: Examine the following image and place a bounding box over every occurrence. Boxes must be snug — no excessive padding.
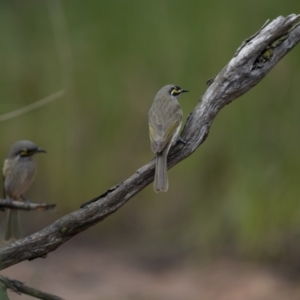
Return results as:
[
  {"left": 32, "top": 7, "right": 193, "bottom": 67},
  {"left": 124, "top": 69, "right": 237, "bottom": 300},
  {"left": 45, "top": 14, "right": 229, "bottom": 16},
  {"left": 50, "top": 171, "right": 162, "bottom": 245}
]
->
[
  {"left": 154, "top": 150, "right": 168, "bottom": 192},
  {"left": 4, "top": 209, "right": 20, "bottom": 243}
]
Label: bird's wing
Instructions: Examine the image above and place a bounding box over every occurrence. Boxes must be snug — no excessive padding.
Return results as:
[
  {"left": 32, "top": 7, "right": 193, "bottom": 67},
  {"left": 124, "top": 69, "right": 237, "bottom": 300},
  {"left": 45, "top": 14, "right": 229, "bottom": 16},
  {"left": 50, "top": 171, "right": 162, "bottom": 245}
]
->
[
  {"left": 2, "top": 159, "right": 9, "bottom": 198},
  {"left": 2, "top": 175, "right": 5, "bottom": 199},
  {"left": 149, "top": 118, "right": 181, "bottom": 153}
]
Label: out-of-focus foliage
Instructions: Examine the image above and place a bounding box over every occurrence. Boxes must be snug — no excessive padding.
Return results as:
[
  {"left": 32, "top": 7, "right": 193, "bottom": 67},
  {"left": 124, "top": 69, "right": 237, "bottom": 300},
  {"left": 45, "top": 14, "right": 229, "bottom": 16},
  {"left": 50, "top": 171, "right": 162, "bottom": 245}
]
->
[{"left": 1, "top": 0, "right": 300, "bottom": 263}]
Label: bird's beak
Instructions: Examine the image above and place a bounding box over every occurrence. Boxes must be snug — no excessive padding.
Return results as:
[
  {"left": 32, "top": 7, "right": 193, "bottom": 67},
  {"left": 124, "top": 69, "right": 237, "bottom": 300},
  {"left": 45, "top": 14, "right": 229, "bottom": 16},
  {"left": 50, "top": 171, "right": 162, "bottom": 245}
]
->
[
  {"left": 180, "top": 89, "right": 189, "bottom": 93},
  {"left": 37, "top": 148, "right": 47, "bottom": 153}
]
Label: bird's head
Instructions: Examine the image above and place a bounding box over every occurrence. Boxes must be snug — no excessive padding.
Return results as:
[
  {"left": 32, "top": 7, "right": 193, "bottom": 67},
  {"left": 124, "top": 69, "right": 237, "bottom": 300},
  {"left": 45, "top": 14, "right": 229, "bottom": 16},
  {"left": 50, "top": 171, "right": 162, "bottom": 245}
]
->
[{"left": 7, "top": 140, "right": 46, "bottom": 159}]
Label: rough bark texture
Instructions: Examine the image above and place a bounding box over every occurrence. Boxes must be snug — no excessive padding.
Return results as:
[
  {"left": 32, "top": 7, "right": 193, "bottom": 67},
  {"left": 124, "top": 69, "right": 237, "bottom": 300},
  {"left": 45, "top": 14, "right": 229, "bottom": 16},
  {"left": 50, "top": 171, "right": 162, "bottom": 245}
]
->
[{"left": 0, "top": 14, "right": 299, "bottom": 270}]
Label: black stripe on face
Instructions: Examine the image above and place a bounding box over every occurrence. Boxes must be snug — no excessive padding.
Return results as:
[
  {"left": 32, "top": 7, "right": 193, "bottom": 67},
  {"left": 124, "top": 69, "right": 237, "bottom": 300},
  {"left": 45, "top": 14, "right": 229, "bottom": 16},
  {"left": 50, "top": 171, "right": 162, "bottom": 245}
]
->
[
  {"left": 170, "top": 86, "right": 182, "bottom": 96},
  {"left": 19, "top": 147, "right": 39, "bottom": 157}
]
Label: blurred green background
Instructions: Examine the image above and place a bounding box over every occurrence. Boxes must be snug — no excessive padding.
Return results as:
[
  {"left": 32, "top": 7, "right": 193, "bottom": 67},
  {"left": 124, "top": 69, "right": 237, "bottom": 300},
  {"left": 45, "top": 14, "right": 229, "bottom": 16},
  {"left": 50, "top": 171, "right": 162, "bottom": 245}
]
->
[{"left": 1, "top": 0, "right": 300, "bottom": 266}]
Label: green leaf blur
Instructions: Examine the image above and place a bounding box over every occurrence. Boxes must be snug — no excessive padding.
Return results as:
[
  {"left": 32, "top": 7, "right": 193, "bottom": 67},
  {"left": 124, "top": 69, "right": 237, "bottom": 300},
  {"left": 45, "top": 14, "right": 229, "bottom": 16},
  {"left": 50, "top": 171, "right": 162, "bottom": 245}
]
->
[{"left": 0, "top": 0, "right": 300, "bottom": 262}]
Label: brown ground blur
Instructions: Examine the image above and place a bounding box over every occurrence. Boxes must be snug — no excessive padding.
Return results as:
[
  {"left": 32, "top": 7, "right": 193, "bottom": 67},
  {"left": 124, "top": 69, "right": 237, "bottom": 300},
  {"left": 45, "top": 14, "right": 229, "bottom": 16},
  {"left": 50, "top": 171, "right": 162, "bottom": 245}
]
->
[{"left": 2, "top": 238, "right": 300, "bottom": 300}]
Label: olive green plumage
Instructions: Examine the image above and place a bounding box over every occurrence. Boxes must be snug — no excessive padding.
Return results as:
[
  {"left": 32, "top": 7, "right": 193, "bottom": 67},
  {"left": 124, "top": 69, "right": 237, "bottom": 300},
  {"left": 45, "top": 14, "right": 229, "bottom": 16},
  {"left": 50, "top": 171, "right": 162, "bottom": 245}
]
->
[
  {"left": 148, "top": 84, "right": 188, "bottom": 192},
  {"left": 3, "top": 140, "right": 46, "bottom": 242}
]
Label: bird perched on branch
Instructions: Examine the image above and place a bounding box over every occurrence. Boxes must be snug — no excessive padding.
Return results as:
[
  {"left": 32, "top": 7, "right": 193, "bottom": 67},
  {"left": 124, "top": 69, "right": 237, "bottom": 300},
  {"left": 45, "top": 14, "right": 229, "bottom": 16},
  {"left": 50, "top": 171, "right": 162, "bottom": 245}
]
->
[
  {"left": 2, "top": 140, "right": 46, "bottom": 242},
  {"left": 148, "top": 84, "right": 188, "bottom": 192}
]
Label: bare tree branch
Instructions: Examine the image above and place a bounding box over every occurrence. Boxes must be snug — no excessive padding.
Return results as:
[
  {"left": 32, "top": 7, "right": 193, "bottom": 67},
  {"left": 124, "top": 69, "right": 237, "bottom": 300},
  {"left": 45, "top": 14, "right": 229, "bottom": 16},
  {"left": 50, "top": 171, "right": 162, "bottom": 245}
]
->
[
  {"left": 0, "top": 275, "right": 64, "bottom": 300},
  {"left": 0, "top": 199, "right": 56, "bottom": 211},
  {"left": 0, "top": 14, "right": 299, "bottom": 270}
]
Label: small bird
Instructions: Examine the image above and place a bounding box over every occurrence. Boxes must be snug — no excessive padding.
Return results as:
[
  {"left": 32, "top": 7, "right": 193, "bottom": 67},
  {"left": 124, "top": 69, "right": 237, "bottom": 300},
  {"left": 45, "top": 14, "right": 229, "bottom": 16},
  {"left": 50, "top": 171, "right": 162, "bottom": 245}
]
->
[
  {"left": 2, "top": 140, "right": 46, "bottom": 242},
  {"left": 148, "top": 84, "right": 188, "bottom": 192}
]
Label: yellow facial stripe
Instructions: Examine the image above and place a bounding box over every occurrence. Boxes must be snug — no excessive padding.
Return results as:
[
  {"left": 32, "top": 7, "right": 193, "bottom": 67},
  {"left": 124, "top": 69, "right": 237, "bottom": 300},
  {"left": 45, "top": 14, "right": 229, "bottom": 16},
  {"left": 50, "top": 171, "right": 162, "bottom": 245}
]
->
[
  {"left": 171, "top": 88, "right": 180, "bottom": 95},
  {"left": 20, "top": 149, "right": 35, "bottom": 156}
]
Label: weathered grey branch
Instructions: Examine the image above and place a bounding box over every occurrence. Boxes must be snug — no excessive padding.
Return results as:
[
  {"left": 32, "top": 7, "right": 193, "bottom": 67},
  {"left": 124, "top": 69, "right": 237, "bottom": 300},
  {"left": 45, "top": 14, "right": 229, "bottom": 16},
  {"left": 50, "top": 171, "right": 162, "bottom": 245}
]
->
[
  {"left": 0, "top": 199, "right": 56, "bottom": 211},
  {"left": 0, "top": 275, "right": 64, "bottom": 300},
  {"left": 0, "top": 14, "right": 299, "bottom": 270}
]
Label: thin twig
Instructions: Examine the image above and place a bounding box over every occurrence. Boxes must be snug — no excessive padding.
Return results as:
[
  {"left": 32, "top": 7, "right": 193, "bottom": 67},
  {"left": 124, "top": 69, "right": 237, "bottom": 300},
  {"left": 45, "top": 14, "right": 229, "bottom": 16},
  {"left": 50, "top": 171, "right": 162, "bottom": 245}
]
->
[
  {"left": 0, "top": 14, "right": 299, "bottom": 270},
  {"left": 0, "top": 199, "right": 56, "bottom": 211},
  {"left": 0, "top": 275, "right": 64, "bottom": 300},
  {"left": 0, "top": 90, "right": 65, "bottom": 122}
]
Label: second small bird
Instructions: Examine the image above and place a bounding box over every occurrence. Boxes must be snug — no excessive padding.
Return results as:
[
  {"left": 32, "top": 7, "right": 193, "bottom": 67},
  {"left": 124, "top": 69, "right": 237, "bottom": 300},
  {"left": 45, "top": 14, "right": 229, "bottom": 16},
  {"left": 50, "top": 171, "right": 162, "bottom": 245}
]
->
[
  {"left": 3, "top": 140, "right": 46, "bottom": 242},
  {"left": 148, "top": 84, "right": 188, "bottom": 192}
]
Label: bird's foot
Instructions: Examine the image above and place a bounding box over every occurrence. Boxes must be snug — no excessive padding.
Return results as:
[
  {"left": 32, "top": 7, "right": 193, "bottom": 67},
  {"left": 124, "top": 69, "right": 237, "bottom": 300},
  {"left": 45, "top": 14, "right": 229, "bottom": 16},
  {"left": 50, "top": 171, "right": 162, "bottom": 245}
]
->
[{"left": 22, "top": 196, "right": 31, "bottom": 209}]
